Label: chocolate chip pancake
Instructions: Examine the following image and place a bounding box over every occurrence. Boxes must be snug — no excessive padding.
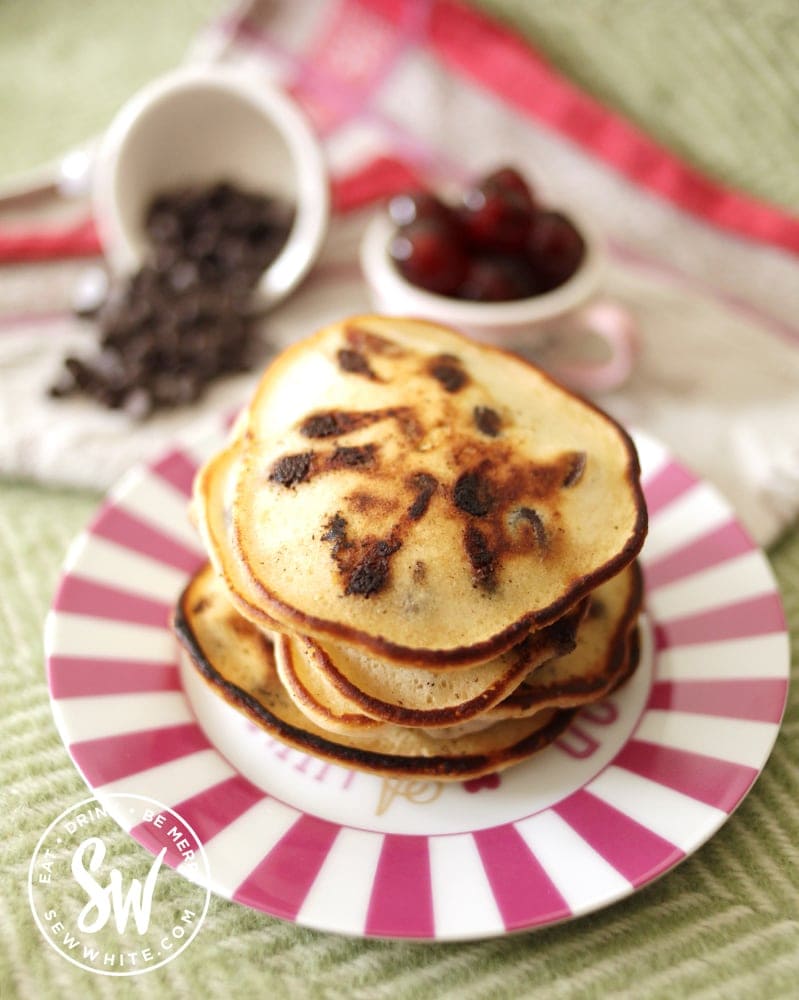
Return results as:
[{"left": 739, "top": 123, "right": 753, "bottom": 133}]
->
[
  {"left": 275, "top": 598, "right": 587, "bottom": 732},
  {"left": 193, "top": 315, "right": 646, "bottom": 666},
  {"left": 478, "top": 560, "right": 643, "bottom": 720},
  {"left": 174, "top": 564, "right": 576, "bottom": 780}
]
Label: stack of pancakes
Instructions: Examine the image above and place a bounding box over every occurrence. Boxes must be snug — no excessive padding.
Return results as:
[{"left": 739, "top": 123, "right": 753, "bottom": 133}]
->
[{"left": 175, "top": 315, "right": 647, "bottom": 780}]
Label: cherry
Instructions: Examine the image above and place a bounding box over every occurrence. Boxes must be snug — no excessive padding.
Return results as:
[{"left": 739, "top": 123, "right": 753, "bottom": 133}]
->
[
  {"left": 528, "top": 211, "right": 585, "bottom": 289},
  {"left": 480, "top": 167, "right": 536, "bottom": 210},
  {"left": 388, "top": 191, "right": 456, "bottom": 230},
  {"left": 459, "top": 184, "right": 532, "bottom": 253},
  {"left": 459, "top": 254, "right": 540, "bottom": 302},
  {"left": 389, "top": 220, "right": 469, "bottom": 296},
  {"left": 384, "top": 166, "right": 585, "bottom": 301}
]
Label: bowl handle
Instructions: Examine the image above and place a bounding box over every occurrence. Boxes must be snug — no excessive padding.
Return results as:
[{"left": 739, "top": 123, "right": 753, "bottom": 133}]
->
[{"left": 544, "top": 298, "right": 638, "bottom": 394}]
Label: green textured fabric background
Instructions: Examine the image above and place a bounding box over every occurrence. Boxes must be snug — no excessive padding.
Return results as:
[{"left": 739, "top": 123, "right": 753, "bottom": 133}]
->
[{"left": 1, "top": 3, "right": 798, "bottom": 998}]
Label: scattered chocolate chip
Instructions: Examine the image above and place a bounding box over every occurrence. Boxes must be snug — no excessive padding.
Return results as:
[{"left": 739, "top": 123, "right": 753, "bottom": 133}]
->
[
  {"left": 453, "top": 470, "right": 494, "bottom": 517},
  {"left": 321, "top": 513, "right": 349, "bottom": 553},
  {"left": 562, "top": 451, "right": 587, "bottom": 488},
  {"left": 345, "top": 326, "right": 407, "bottom": 357},
  {"left": 50, "top": 180, "right": 294, "bottom": 418},
  {"left": 473, "top": 405, "right": 502, "bottom": 437},
  {"left": 407, "top": 472, "right": 438, "bottom": 520},
  {"left": 345, "top": 538, "right": 402, "bottom": 597},
  {"left": 301, "top": 410, "right": 374, "bottom": 438},
  {"left": 427, "top": 354, "right": 469, "bottom": 392},
  {"left": 270, "top": 452, "right": 314, "bottom": 487},
  {"left": 464, "top": 524, "right": 497, "bottom": 590},
  {"left": 329, "top": 444, "right": 376, "bottom": 469},
  {"left": 412, "top": 560, "right": 427, "bottom": 583},
  {"left": 514, "top": 506, "right": 548, "bottom": 548},
  {"left": 337, "top": 348, "right": 378, "bottom": 380}
]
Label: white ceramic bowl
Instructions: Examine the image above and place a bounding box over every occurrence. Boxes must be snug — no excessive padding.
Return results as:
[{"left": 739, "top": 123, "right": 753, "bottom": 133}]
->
[
  {"left": 360, "top": 212, "right": 603, "bottom": 341},
  {"left": 93, "top": 65, "right": 329, "bottom": 309},
  {"left": 360, "top": 211, "right": 637, "bottom": 393}
]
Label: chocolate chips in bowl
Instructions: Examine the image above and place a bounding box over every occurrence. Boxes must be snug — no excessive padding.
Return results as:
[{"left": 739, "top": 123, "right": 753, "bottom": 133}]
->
[{"left": 50, "top": 181, "right": 294, "bottom": 418}]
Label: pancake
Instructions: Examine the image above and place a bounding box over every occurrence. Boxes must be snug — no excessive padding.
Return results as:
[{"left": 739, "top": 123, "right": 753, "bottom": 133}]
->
[
  {"left": 278, "top": 598, "right": 587, "bottom": 732},
  {"left": 193, "top": 315, "right": 647, "bottom": 666},
  {"left": 483, "top": 560, "right": 643, "bottom": 720},
  {"left": 174, "top": 563, "right": 575, "bottom": 780}
]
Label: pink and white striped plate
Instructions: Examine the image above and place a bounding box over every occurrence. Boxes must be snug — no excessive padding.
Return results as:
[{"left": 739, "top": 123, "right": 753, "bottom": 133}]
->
[{"left": 44, "top": 424, "right": 790, "bottom": 940}]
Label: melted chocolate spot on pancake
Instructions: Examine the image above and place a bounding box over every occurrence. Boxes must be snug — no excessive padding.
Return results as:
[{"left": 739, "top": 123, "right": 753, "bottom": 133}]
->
[
  {"left": 321, "top": 512, "right": 402, "bottom": 598},
  {"left": 513, "top": 507, "right": 548, "bottom": 549},
  {"left": 345, "top": 537, "right": 402, "bottom": 597},
  {"left": 269, "top": 451, "right": 313, "bottom": 487},
  {"left": 345, "top": 326, "right": 407, "bottom": 357},
  {"left": 454, "top": 469, "right": 494, "bottom": 517},
  {"left": 428, "top": 354, "right": 469, "bottom": 393},
  {"left": 407, "top": 472, "right": 438, "bottom": 520},
  {"left": 329, "top": 444, "right": 376, "bottom": 469},
  {"left": 412, "top": 560, "right": 427, "bottom": 583},
  {"left": 300, "top": 407, "right": 420, "bottom": 441},
  {"left": 562, "top": 451, "right": 587, "bottom": 488},
  {"left": 464, "top": 523, "right": 497, "bottom": 590},
  {"left": 301, "top": 410, "right": 377, "bottom": 438},
  {"left": 473, "top": 406, "right": 502, "bottom": 437},
  {"left": 337, "top": 348, "right": 379, "bottom": 381},
  {"left": 321, "top": 512, "right": 350, "bottom": 555}
]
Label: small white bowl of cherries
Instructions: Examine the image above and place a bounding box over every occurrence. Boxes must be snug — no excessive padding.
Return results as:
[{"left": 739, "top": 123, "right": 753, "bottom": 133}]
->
[{"left": 360, "top": 166, "right": 636, "bottom": 393}]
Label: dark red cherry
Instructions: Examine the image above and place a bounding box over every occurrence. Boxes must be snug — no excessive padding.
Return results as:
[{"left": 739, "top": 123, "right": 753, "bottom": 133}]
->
[
  {"left": 459, "top": 184, "right": 532, "bottom": 253},
  {"left": 388, "top": 191, "right": 456, "bottom": 230},
  {"left": 389, "top": 220, "right": 469, "bottom": 295},
  {"left": 458, "top": 254, "right": 540, "bottom": 302},
  {"left": 528, "top": 211, "right": 585, "bottom": 290},
  {"left": 479, "top": 167, "right": 536, "bottom": 210}
]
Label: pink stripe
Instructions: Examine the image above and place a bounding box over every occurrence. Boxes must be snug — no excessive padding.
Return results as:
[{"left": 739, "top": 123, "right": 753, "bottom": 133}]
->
[
  {"left": 169, "top": 774, "right": 266, "bottom": 844},
  {"left": 53, "top": 575, "right": 171, "bottom": 627},
  {"left": 644, "top": 519, "right": 755, "bottom": 591},
  {"left": 130, "top": 774, "right": 265, "bottom": 866},
  {"left": 233, "top": 813, "right": 340, "bottom": 920},
  {"left": 473, "top": 824, "right": 570, "bottom": 930},
  {"left": 48, "top": 656, "right": 180, "bottom": 698},
  {"left": 69, "top": 723, "right": 210, "bottom": 786},
  {"left": 655, "top": 593, "right": 786, "bottom": 649},
  {"left": 647, "top": 678, "right": 788, "bottom": 723},
  {"left": 365, "top": 835, "right": 434, "bottom": 937},
  {"left": 555, "top": 789, "right": 682, "bottom": 886},
  {"left": 90, "top": 503, "right": 203, "bottom": 574},
  {"left": 126, "top": 807, "right": 205, "bottom": 872},
  {"left": 610, "top": 241, "right": 799, "bottom": 349},
  {"left": 643, "top": 460, "right": 698, "bottom": 517},
  {"left": 151, "top": 449, "right": 199, "bottom": 499},
  {"left": 614, "top": 738, "right": 758, "bottom": 812}
]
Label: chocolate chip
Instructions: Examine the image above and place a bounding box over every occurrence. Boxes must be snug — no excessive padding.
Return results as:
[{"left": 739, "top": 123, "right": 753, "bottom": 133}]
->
[
  {"left": 453, "top": 470, "right": 494, "bottom": 516},
  {"left": 514, "top": 506, "right": 548, "bottom": 548},
  {"left": 329, "top": 444, "right": 376, "bottom": 469},
  {"left": 428, "top": 354, "right": 469, "bottom": 392},
  {"left": 407, "top": 473, "right": 438, "bottom": 520},
  {"left": 464, "top": 524, "right": 497, "bottom": 590},
  {"left": 300, "top": 410, "right": 378, "bottom": 438},
  {"left": 337, "top": 348, "right": 378, "bottom": 380},
  {"left": 345, "top": 538, "right": 402, "bottom": 597},
  {"left": 473, "top": 405, "right": 502, "bottom": 437},
  {"left": 321, "top": 513, "right": 349, "bottom": 553},
  {"left": 51, "top": 181, "right": 294, "bottom": 417},
  {"left": 562, "top": 451, "right": 587, "bottom": 487},
  {"left": 270, "top": 452, "right": 314, "bottom": 487}
]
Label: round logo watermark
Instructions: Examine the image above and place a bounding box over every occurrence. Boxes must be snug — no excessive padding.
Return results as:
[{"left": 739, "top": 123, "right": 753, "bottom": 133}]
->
[{"left": 28, "top": 793, "right": 210, "bottom": 977}]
